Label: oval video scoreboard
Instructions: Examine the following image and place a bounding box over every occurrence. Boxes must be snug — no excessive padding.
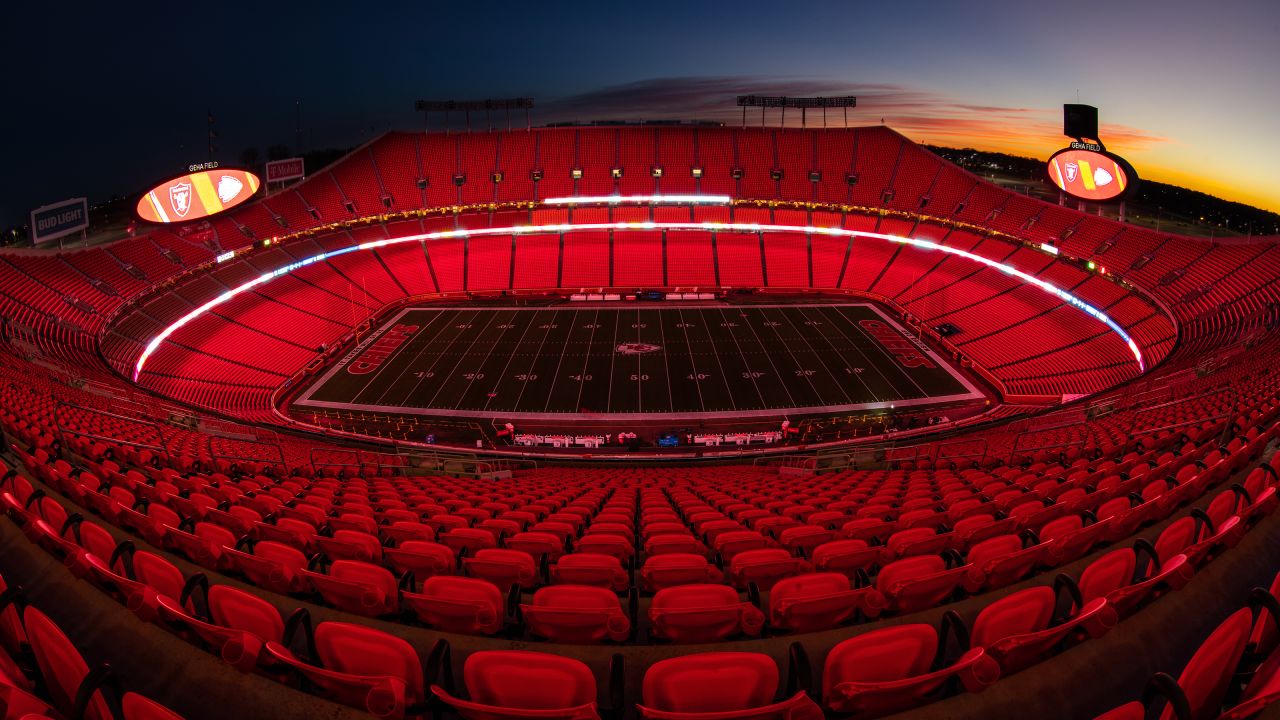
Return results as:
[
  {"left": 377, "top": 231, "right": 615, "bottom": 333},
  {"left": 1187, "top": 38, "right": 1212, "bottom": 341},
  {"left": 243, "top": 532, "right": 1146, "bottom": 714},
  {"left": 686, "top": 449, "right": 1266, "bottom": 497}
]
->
[
  {"left": 1046, "top": 144, "right": 1137, "bottom": 202},
  {"left": 136, "top": 168, "right": 260, "bottom": 223}
]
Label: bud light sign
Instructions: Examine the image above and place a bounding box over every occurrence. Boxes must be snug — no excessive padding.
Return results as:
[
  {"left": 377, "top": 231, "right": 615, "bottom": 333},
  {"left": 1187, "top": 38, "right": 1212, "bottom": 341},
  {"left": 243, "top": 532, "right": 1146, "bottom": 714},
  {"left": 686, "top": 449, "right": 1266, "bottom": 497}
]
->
[{"left": 30, "top": 197, "right": 89, "bottom": 246}]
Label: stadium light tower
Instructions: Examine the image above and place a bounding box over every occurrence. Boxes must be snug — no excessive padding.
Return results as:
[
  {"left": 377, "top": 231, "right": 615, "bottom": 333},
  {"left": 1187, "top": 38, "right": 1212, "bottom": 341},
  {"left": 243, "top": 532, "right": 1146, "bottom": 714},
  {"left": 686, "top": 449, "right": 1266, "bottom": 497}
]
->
[
  {"left": 415, "top": 98, "right": 535, "bottom": 133},
  {"left": 736, "top": 96, "right": 857, "bottom": 128}
]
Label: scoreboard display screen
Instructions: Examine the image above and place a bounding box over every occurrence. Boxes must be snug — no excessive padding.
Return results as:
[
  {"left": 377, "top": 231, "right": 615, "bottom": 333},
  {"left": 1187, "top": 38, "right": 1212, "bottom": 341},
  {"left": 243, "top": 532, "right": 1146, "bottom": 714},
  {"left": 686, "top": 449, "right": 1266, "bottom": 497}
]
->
[
  {"left": 136, "top": 168, "right": 260, "bottom": 223},
  {"left": 1047, "top": 147, "right": 1136, "bottom": 202}
]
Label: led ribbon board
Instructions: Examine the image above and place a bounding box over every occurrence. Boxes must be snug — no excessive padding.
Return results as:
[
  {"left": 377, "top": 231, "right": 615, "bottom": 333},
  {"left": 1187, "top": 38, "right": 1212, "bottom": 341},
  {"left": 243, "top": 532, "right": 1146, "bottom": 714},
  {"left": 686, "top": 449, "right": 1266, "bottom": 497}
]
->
[
  {"left": 133, "top": 222, "right": 1146, "bottom": 380},
  {"left": 543, "top": 194, "right": 732, "bottom": 205}
]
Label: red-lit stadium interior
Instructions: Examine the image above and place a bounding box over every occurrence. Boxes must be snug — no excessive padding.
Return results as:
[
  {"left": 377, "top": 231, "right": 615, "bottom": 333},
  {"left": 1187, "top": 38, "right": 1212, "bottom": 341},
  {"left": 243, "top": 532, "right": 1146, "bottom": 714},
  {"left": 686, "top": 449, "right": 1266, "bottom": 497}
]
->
[{"left": 1, "top": 123, "right": 1279, "bottom": 720}]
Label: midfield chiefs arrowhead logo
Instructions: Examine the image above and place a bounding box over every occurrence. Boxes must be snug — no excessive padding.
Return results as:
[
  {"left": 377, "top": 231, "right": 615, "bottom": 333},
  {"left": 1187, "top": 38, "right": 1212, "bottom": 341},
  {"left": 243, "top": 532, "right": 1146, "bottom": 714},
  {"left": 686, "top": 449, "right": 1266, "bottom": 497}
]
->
[
  {"left": 616, "top": 342, "right": 662, "bottom": 355},
  {"left": 169, "top": 182, "right": 193, "bottom": 217}
]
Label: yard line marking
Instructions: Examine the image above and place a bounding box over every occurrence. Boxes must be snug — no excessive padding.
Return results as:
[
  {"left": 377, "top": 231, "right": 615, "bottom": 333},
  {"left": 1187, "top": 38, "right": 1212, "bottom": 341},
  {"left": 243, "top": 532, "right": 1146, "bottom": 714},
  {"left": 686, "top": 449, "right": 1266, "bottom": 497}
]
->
[
  {"left": 482, "top": 309, "right": 540, "bottom": 412},
  {"left": 364, "top": 308, "right": 455, "bottom": 405},
  {"left": 791, "top": 305, "right": 877, "bottom": 400},
  {"left": 422, "top": 309, "right": 504, "bottom": 408},
  {"left": 716, "top": 306, "right": 792, "bottom": 408},
  {"left": 539, "top": 308, "right": 580, "bottom": 413},
  {"left": 774, "top": 306, "right": 856, "bottom": 405}
]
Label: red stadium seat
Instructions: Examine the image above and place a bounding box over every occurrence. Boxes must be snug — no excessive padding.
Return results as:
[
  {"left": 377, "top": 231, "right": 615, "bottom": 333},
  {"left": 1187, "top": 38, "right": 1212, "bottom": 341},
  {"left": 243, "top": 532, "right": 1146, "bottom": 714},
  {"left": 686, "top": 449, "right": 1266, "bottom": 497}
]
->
[
  {"left": 640, "top": 554, "right": 722, "bottom": 592},
  {"left": 551, "top": 553, "right": 630, "bottom": 592},
  {"left": 968, "top": 582, "right": 1117, "bottom": 673},
  {"left": 157, "top": 583, "right": 284, "bottom": 672},
  {"left": 1078, "top": 547, "right": 1195, "bottom": 617},
  {"left": 302, "top": 559, "right": 400, "bottom": 617},
  {"left": 638, "top": 652, "right": 822, "bottom": 720},
  {"left": 464, "top": 548, "right": 538, "bottom": 592},
  {"left": 876, "top": 554, "right": 970, "bottom": 613},
  {"left": 521, "top": 585, "right": 632, "bottom": 643},
  {"left": 768, "top": 572, "right": 884, "bottom": 632},
  {"left": 811, "top": 539, "right": 882, "bottom": 579},
  {"left": 315, "top": 529, "right": 383, "bottom": 563},
  {"left": 431, "top": 650, "right": 601, "bottom": 720},
  {"left": 403, "top": 576, "right": 505, "bottom": 635},
  {"left": 1092, "top": 607, "right": 1253, "bottom": 720},
  {"left": 223, "top": 539, "right": 310, "bottom": 595},
  {"left": 385, "top": 540, "right": 456, "bottom": 580},
  {"left": 265, "top": 620, "right": 425, "bottom": 720},
  {"left": 820, "top": 622, "right": 1000, "bottom": 716},
  {"left": 22, "top": 605, "right": 113, "bottom": 720},
  {"left": 649, "top": 584, "right": 764, "bottom": 643},
  {"left": 725, "top": 548, "right": 809, "bottom": 591},
  {"left": 962, "top": 533, "right": 1044, "bottom": 592}
]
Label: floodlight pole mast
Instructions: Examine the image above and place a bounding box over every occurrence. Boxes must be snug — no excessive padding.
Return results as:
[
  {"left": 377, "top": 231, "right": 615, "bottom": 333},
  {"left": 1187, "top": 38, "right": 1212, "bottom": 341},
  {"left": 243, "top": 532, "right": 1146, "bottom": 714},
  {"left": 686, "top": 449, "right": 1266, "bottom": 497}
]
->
[
  {"left": 736, "top": 95, "right": 857, "bottom": 129},
  {"left": 416, "top": 98, "right": 536, "bottom": 134}
]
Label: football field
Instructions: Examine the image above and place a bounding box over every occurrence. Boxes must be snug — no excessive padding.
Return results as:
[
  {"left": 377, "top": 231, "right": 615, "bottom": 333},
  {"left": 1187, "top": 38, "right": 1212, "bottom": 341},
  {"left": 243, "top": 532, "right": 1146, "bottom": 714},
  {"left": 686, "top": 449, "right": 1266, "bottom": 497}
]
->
[{"left": 293, "top": 303, "right": 983, "bottom": 419}]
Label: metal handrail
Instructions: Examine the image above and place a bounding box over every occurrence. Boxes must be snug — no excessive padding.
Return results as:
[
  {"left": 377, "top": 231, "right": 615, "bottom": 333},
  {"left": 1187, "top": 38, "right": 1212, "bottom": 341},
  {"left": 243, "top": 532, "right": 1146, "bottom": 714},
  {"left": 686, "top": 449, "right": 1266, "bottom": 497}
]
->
[
  {"left": 54, "top": 401, "right": 169, "bottom": 457},
  {"left": 207, "top": 434, "right": 286, "bottom": 470}
]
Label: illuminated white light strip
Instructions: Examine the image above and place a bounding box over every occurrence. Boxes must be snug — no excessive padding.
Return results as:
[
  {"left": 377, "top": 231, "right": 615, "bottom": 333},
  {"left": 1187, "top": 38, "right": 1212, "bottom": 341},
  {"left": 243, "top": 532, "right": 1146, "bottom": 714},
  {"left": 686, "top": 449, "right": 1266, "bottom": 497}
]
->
[
  {"left": 133, "top": 221, "right": 1146, "bottom": 380},
  {"left": 543, "top": 194, "right": 732, "bottom": 205}
]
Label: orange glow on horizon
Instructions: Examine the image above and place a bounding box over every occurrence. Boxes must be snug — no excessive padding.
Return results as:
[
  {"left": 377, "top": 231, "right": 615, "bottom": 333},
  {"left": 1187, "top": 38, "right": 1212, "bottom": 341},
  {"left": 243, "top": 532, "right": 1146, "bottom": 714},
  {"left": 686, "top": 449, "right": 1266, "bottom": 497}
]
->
[{"left": 892, "top": 116, "right": 1280, "bottom": 216}]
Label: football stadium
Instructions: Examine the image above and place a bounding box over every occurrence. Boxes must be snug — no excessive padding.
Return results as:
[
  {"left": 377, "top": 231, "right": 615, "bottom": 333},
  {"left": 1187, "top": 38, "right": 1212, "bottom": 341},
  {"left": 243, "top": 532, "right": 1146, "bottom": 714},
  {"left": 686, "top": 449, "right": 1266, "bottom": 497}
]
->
[{"left": 2, "top": 3, "right": 1279, "bottom": 719}]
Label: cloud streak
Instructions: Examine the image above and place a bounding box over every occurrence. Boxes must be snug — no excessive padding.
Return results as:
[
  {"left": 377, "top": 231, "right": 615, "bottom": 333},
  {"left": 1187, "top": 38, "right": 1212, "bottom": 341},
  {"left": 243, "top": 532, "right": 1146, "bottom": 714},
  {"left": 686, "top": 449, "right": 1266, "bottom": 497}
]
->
[{"left": 540, "top": 76, "right": 1171, "bottom": 157}]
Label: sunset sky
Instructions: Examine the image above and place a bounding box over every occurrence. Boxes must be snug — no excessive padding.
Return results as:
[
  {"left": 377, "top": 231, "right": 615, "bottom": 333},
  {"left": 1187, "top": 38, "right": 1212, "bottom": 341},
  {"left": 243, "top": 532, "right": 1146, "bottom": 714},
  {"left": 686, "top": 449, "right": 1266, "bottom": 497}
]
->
[{"left": 3, "top": 0, "right": 1277, "bottom": 227}]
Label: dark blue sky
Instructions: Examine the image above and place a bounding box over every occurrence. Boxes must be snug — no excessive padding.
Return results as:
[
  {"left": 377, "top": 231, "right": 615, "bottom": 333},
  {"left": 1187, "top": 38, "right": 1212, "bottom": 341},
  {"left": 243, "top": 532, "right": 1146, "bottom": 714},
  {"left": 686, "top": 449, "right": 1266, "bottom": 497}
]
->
[{"left": 4, "top": 0, "right": 1278, "bottom": 227}]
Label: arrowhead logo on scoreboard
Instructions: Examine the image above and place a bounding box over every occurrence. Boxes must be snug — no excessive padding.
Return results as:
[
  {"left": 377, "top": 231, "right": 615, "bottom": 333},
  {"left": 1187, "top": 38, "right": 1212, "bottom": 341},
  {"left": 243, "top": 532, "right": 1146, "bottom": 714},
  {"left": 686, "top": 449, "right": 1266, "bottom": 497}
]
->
[
  {"left": 1064, "top": 162, "right": 1078, "bottom": 183},
  {"left": 169, "top": 182, "right": 192, "bottom": 217},
  {"left": 217, "top": 174, "right": 245, "bottom": 203},
  {"left": 616, "top": 342, "right": 662, "bottom": 355}
]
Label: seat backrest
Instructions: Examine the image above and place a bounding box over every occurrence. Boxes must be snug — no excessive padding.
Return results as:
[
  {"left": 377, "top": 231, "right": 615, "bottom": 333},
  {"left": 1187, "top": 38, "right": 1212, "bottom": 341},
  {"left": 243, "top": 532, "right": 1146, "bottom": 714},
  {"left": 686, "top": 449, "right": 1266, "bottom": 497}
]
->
[
  {"left": 730, "top": 548, "right": 792, "bottom": 567},
  {"left": 876, "top": 555, "right": 946, "bottom": 591},
  {"left": 463, "top": 651, "right": 597, "bottom": 709},
  {"left": 643, "top": 652, "right": 777, "bottom": 712},
  {"left": 1154, "top": 516, "right": 1200, "bottom": 564},
  {"left": 557, "top": 553, "right": 623, "bottom": 573},
  {"left": 1037, "top": 514, "right": 1083, "bottom": 543},
  {"left": 533, "top": 585, "right": 622, "bottom": 612},
  {"left": 132, "top": 551, "right": 186, "bottom": 603},
  {"left": 966, "top": 535, "right": 1023, "bottom": 568},
  {"left": 970, "top": 586, "right": 1055, "bottom": 648},
  {"left": 822, "top": 623, "right": 937, "bottom": 694},
  {"left": 256, "top": 540, "right": 308, "bottom": 570},
  {"left": 886, "top": 527, "right": 936, "bottom": 553},
  {"left": 22, "top": 606, "right": 111, "bottom": 720},
  {"left": 195, "top": 522, "right": 236, "bottom": 549},
  {"left": 208, "top": 584, "right": 285, "bottom": 643},
  {"left": 315, "top": 621, "right": 424, "bottom": 700},
  {"left": 1078, "top": 549, "right": 1136, "bottom": 603},
  {"left": 332, "top": 529, "right": 382, "bottom": 554},
  {"left": 1168, "top": 607, "right": 1252, "bottom": 720},
  {"left": 330, "top": 560, "right": 398, "bottom": 597},
  {"left": 652, "top": 583, "right": 740, "bottom": 610},
  {"left": 422, "top": 575, "right": 504, "bottom": 606}
]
